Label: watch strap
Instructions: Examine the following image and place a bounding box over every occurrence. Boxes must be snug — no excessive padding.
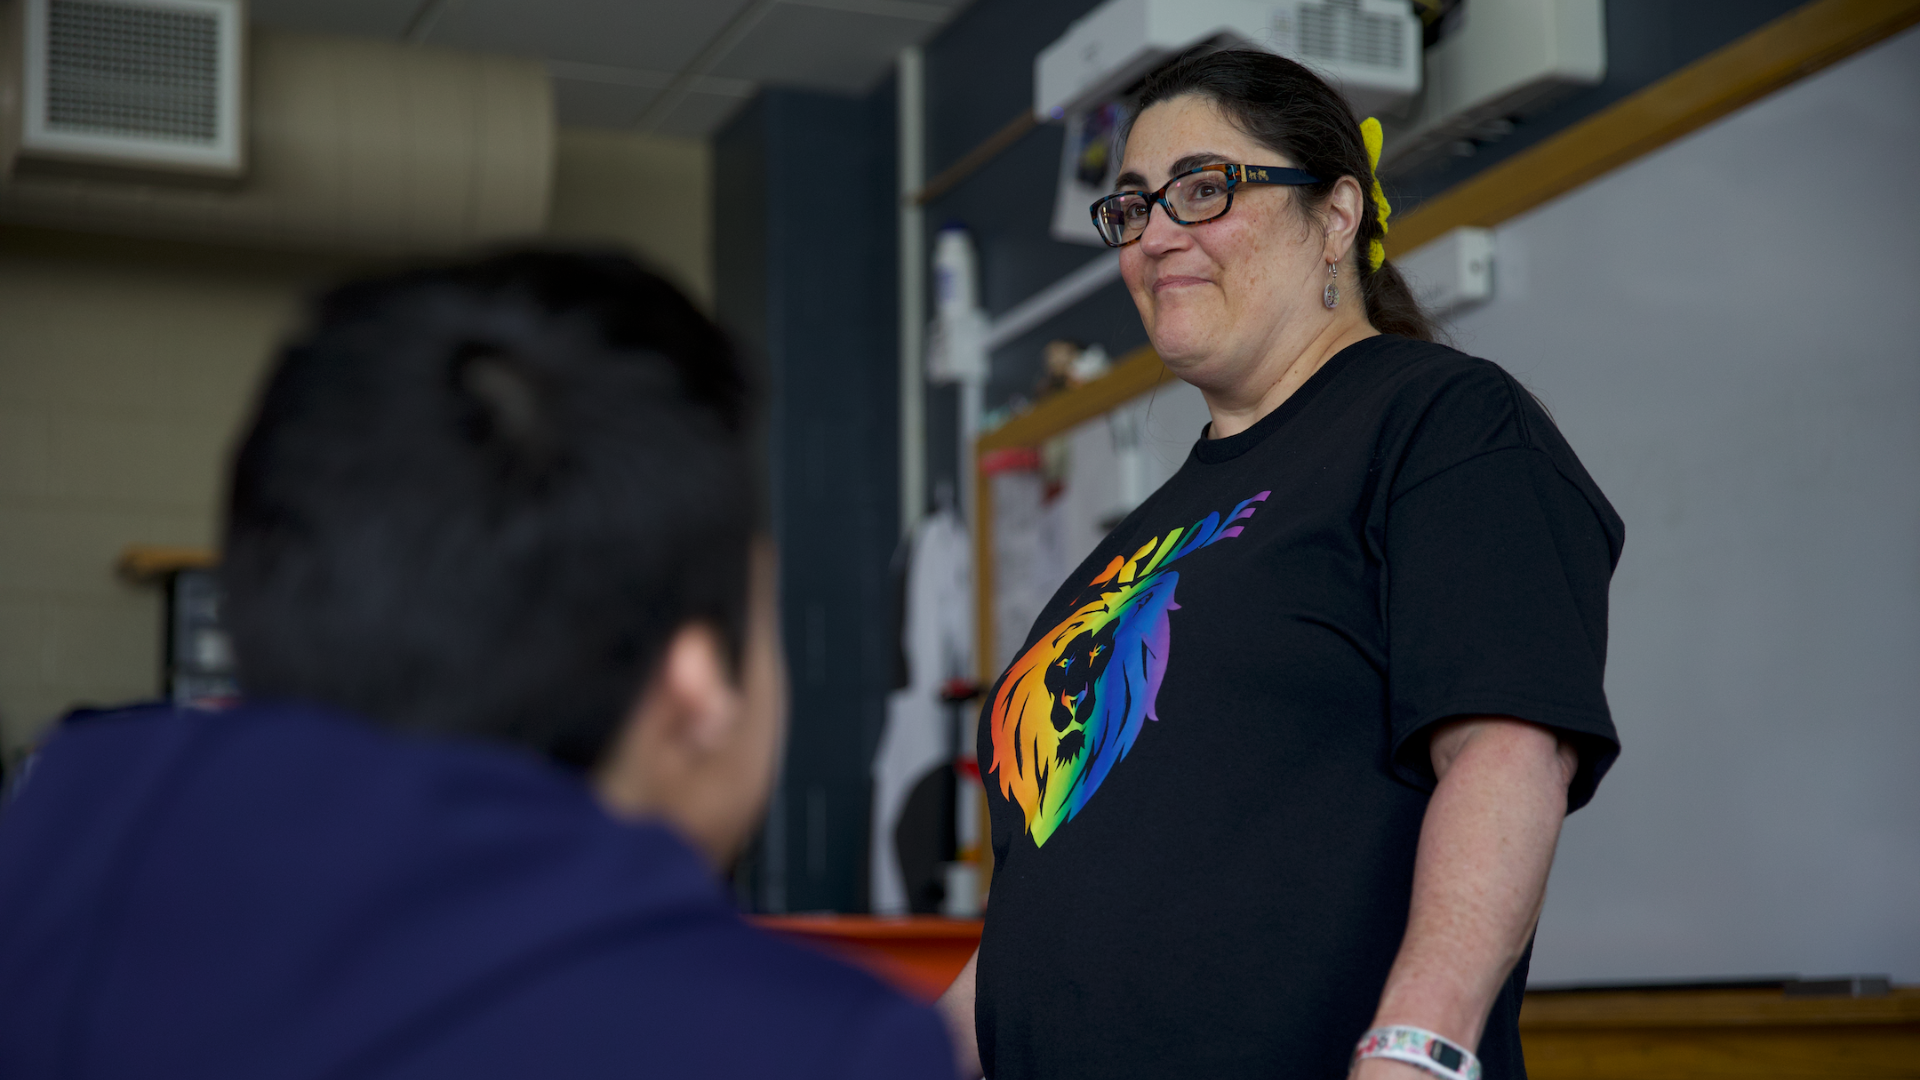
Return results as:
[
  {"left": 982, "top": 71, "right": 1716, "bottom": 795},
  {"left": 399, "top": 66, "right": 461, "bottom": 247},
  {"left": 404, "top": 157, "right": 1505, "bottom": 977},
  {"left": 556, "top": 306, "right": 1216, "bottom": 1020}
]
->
[{"left": 1352, "top": 1025, "right": 1482, "bottom": 1080}]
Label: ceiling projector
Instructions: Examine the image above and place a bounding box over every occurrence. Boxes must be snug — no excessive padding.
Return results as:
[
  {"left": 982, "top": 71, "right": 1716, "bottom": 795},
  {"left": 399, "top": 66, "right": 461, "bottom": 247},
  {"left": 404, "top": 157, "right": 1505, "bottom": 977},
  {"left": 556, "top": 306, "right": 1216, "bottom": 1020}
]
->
[{"left": 1034, "top": 0, "right": 1423, "bottom": 122}]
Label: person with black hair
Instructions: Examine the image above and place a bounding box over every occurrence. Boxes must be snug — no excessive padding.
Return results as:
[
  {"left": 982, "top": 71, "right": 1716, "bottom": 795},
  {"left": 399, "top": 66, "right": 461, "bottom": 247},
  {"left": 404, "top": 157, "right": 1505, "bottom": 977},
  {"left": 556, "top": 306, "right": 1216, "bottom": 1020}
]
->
[
  {"left": 936, "top": 52, "right": 1624, "bottom": 1080},
  {"left": 0, "top": 252, "right": 953, "bottom": 1079}
]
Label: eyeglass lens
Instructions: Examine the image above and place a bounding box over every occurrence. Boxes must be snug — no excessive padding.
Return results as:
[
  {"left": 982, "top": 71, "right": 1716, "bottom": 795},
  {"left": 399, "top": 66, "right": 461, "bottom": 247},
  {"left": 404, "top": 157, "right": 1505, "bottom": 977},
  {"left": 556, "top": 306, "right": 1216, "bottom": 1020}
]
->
[{"left": 1095, "top": 169, "right": 1234, "bottom": 246}]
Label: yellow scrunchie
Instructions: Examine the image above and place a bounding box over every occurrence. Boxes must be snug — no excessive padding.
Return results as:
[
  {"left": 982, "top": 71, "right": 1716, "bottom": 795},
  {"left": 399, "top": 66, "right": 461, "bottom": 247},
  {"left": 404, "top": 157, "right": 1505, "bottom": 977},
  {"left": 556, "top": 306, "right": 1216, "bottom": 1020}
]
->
[{"left": 1360, "top": 117, "right": 1391, "bottom": 271}]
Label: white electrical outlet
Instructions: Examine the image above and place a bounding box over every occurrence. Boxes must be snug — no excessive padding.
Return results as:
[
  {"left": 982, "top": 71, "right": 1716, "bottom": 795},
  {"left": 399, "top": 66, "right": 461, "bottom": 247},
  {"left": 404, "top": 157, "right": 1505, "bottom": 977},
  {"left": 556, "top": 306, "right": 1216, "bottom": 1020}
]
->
[{"left": 1395, "top": 226, "right": 1494, "bottom": 315}]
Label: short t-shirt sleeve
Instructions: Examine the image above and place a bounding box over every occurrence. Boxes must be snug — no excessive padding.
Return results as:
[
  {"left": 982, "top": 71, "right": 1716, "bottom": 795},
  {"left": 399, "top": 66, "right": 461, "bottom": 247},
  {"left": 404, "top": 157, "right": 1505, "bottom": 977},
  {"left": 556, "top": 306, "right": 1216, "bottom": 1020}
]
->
[{"left": 1385, "top": 444, "right": 1621, "bottom": 811}]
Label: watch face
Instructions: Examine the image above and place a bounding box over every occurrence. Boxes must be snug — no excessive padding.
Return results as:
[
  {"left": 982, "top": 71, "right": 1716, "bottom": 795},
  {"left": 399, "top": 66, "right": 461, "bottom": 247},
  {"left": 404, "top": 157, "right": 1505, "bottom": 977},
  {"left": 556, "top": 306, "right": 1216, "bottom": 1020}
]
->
[{"left": 1431, "top": 1043, "right": 1464, "bottom": 1071}]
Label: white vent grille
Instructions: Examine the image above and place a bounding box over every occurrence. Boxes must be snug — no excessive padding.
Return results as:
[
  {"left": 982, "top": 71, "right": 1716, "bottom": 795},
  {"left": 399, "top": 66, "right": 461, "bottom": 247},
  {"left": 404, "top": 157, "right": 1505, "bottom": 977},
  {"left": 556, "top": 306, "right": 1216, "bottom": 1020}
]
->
[
  {"left": 21, "top": 0, "right": 243, "bottom": 174},
  {"left": 47, "top": 1, "right": 221, "bottom": 143},
  {"left": 1299, "top": 0, "right": 1406, "bottom": 70}
]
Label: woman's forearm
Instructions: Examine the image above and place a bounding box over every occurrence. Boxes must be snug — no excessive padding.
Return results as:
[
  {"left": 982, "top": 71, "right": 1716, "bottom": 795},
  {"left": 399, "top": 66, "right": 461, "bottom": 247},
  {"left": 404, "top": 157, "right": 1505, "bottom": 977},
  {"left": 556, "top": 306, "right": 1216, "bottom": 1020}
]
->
[
  {"left": 1358, "top": 717, "right": 1576, "bottom": 1074},
  {"left": 937, "top": 946, "right": 983, "bottom": 1079}
]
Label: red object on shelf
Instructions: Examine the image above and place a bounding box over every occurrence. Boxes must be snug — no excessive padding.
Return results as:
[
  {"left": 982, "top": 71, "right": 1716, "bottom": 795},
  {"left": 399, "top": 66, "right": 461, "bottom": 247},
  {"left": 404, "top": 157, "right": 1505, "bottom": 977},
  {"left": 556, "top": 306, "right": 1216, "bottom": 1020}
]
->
[
  {"left": 751, "top": 915, "right": 983, "bottom": 1002},
  {"left": 939, "top": 677, "right": 982, "bottom": 703},
  {"left": 979, "top": 447, "right": 1042, "bottom": 475}
]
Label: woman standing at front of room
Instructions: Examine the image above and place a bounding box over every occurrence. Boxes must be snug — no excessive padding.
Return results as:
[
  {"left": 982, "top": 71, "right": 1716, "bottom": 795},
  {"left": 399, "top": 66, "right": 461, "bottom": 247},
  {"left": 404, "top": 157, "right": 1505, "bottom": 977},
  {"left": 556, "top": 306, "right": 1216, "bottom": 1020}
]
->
[{"left": 935, "top": 52, "right": 1623, "bottom": 1080}]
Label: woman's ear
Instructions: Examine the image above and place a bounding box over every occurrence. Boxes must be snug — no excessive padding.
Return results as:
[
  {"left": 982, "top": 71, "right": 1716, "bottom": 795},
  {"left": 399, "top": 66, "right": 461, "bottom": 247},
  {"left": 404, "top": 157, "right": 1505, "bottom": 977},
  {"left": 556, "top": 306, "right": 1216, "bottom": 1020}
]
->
[{"left": 1321, "top": 175, "right": 1367, "bottom": 266}]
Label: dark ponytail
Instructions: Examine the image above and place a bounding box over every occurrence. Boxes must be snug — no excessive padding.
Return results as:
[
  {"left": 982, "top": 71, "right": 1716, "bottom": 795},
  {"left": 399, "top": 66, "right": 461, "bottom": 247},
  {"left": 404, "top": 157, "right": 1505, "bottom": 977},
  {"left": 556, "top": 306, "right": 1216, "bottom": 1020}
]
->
[{"left": 1128, "top": 50, "right": 1436, "bottom": 342}]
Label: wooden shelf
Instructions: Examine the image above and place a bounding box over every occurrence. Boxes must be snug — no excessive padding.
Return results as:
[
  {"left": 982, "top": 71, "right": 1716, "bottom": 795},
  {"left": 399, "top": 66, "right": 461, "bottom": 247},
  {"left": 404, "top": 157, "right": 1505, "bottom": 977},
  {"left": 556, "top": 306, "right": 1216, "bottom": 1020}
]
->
[
  {"left": 1522, "top": 986, "right": 1920, "bottom": 1029},
  {"left": 976, "top": 344, "right": 1170, "bottom": 453},
  {"left": 914, "top": 110, "right": 1038, "bottom": 206},
  {"left": 117, "top": 544, "right": 218, "bottom": 583},
  {"left": 1519, "top": 987, "right": 1920, "bottom": 1080}
]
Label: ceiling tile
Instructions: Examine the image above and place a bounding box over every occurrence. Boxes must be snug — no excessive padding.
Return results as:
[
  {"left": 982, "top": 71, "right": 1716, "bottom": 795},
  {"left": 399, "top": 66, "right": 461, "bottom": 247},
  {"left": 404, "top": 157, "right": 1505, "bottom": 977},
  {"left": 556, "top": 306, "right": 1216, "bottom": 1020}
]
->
[
  {"left": 781, "top": 0, "right": 952, "bottom": 20},
  {"left": 245, "top": 0, "right": 974, "bottom": 136},
  {"left": 422, "top": 0, "right": 758, "bottom": 72},
  {"left": 551, "top": 77, "right": 658, "bottom": 129},
  {"left": 248, "top": 0, "right": 418, "bottom": 37},
  {"left": 711, "top": 4, "right": 937, "bottom": 93},
  {"left": 547, "top": 60, "right": 755, "bottom": 100},
  {"left": 652, "top": 91, "right": 754, "bottom": 139}
]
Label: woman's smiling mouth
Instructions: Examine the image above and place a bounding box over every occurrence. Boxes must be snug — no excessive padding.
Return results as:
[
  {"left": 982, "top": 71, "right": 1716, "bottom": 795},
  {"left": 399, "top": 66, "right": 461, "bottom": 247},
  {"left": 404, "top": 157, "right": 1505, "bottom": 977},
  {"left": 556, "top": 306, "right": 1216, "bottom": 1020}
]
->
[{"left": 1153, "top": 274, "right": 1213, "bottom": 293}]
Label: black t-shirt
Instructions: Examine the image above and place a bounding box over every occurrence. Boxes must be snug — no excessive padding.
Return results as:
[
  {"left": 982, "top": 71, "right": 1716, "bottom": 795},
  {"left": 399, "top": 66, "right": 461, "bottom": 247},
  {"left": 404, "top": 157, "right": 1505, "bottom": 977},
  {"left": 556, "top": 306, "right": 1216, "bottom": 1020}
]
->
[{"left": 973, "top": 335, "right": 1624, "bottom": 1080}]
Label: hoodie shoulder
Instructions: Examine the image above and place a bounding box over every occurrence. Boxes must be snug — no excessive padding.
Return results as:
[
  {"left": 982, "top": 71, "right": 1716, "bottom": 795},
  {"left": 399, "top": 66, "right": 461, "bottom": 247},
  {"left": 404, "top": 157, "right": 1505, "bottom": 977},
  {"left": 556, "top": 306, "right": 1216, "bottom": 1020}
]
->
[{"left": 0, "top": 706, "right": 212, "bottom": 1078}]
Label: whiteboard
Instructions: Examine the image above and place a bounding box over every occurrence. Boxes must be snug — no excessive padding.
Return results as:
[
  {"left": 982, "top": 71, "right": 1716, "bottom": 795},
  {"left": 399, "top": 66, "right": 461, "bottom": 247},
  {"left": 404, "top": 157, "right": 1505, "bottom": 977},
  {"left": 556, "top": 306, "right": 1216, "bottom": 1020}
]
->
[{"left": 1447, "top": 26, "right": 1920, "bottom": 985}]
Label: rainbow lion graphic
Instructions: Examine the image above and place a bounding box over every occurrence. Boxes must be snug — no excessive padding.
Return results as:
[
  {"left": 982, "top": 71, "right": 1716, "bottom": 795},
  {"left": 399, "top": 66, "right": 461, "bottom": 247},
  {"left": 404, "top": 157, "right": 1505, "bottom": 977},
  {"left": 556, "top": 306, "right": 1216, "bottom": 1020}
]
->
[{"left": 988, "top": 489, "right": 1270, "bottom": 846}]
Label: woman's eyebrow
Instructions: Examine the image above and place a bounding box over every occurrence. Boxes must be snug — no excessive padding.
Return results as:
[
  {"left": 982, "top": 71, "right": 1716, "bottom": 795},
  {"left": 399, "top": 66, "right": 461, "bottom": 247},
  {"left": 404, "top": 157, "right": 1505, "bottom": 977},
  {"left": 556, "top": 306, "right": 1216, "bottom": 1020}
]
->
[
  {"left": 1113, "top": 152, "right": 1233, "bottom": 191},
  {"left": 1168, "top": 151, "right": 1231, "bottom": 175}
]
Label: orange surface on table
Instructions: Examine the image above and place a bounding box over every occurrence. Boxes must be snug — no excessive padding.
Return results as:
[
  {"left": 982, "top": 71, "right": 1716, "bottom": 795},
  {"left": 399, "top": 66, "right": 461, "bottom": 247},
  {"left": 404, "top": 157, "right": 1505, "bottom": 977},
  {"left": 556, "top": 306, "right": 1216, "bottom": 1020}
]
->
[{"left": 752, "top": 915, "right": 983, "bottom": 1002}]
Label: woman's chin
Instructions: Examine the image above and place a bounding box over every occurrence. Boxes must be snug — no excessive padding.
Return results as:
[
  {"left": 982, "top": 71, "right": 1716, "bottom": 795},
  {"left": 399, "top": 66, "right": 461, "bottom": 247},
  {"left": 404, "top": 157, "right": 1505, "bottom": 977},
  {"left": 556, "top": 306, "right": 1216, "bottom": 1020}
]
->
[
  {"left": 1152, "top": 334, "right": 1257, "bottom": 397},
  {"left": 1147, "top": 322, "right": 1219, "bottom": 368}
]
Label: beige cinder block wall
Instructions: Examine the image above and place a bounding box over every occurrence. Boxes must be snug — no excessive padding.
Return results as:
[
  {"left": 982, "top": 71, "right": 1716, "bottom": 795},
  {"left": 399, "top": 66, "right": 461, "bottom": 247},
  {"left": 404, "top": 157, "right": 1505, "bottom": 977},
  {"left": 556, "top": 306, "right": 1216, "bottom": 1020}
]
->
[
  {"left": 0, "top": 232, "right": 342, "bottom": 760},
  {"left": 548, "top": 128, "right": 713, "bottom": 308},
  {"left": 0, "top": 127, "right": 714, "bottom": 761}
]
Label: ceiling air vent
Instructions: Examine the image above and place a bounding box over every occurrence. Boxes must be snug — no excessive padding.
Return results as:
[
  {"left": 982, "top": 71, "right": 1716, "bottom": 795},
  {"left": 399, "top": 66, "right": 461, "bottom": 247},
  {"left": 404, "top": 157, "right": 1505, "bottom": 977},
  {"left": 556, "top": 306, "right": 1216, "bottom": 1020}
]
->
[
  {"left": 20, "top": 0, "right": 243, "bottom": 175},
  {"left": 1298, "top": 0, "right": 1407, "bottom": 71},
  {"left": 1270, "top": 0, "right": 1422, "bottom": 118}
]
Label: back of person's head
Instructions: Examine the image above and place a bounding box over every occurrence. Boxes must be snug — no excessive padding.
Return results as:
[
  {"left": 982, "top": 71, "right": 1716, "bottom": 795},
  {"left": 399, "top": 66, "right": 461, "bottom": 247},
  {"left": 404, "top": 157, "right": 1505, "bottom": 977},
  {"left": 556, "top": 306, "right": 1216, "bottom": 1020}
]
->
[
  {"left": 223, "top": 250, "right": 758, "bottom": 771},
  {"left": 1131, "top": 49, "right": 1436, "bottom": 342}
]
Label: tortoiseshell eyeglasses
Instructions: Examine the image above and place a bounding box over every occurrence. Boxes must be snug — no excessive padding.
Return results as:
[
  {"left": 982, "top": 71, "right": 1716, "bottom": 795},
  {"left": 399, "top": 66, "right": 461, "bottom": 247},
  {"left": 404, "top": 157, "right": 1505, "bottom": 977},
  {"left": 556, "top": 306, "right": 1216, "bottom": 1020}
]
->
[{"left": 1090, "top": 163, "right": 1321, "bottom": 248}]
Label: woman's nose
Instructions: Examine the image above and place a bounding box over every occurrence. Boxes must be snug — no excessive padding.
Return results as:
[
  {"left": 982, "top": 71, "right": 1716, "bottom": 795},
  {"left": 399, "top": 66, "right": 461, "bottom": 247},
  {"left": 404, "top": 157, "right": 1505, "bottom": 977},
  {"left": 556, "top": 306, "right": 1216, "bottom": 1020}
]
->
[{"left": 1136, "top": 201, "right": 1190, "bottom": 255}]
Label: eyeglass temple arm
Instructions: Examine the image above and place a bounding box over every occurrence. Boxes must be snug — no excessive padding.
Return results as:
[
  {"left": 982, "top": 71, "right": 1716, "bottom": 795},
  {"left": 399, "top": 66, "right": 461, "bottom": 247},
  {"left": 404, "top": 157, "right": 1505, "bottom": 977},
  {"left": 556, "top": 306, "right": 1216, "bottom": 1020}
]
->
[{"left": 1229, "top": 165, "right": 1321, "bottom": 186}]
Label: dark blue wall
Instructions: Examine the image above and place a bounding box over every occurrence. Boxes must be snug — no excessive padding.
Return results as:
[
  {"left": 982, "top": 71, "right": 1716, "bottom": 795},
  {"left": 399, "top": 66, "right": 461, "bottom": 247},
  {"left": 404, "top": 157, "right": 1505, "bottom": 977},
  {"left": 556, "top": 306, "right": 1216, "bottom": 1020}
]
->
[
  {"left": 715, "top": 86, "right": 899, "bottom": 914},
  {"left": 920, "top": 0, "right": 1151, "bottom": 499}
]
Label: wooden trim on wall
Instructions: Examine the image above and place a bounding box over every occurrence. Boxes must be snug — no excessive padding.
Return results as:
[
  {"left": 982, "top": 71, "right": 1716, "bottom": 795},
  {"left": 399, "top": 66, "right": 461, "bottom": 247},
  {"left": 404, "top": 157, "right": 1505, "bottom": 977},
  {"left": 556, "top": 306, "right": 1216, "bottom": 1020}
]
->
[
  {"left": 117, "top": 545, "right": 218, "bottom": 583},
  {"left": 976, "top": 344, "right": 1170, "bottom": 453},
  {"left": 1519, "top": 986, "right": 1920, "bottom": 1079},
  {"left": 1521, "top": 985, "right": 1920, "bottom": 1028},
  {"left": 974, "top": 455, "right": 996, "bottom": 685},
  {"left": 1388, "top": 0, "right": 1920, "bottom": 254},
  {"left": 914, "top": 111, "right": 1038, "bottom": 206}
]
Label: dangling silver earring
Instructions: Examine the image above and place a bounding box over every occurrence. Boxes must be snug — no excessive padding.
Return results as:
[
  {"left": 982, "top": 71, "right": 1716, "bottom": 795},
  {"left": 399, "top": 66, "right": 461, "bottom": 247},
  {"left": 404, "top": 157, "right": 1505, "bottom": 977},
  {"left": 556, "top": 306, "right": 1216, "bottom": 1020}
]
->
[{"left": 1323, "top": 260, "right": 1340, "bottom": 309}]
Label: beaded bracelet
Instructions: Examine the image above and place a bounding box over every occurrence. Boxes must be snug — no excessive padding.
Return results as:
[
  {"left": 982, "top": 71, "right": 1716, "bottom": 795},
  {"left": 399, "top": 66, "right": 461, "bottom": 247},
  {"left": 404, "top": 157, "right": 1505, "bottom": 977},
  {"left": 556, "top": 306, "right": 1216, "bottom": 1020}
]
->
[{"left": 1352, "top": 1025, "right": 1482, "bottom": 1080}]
